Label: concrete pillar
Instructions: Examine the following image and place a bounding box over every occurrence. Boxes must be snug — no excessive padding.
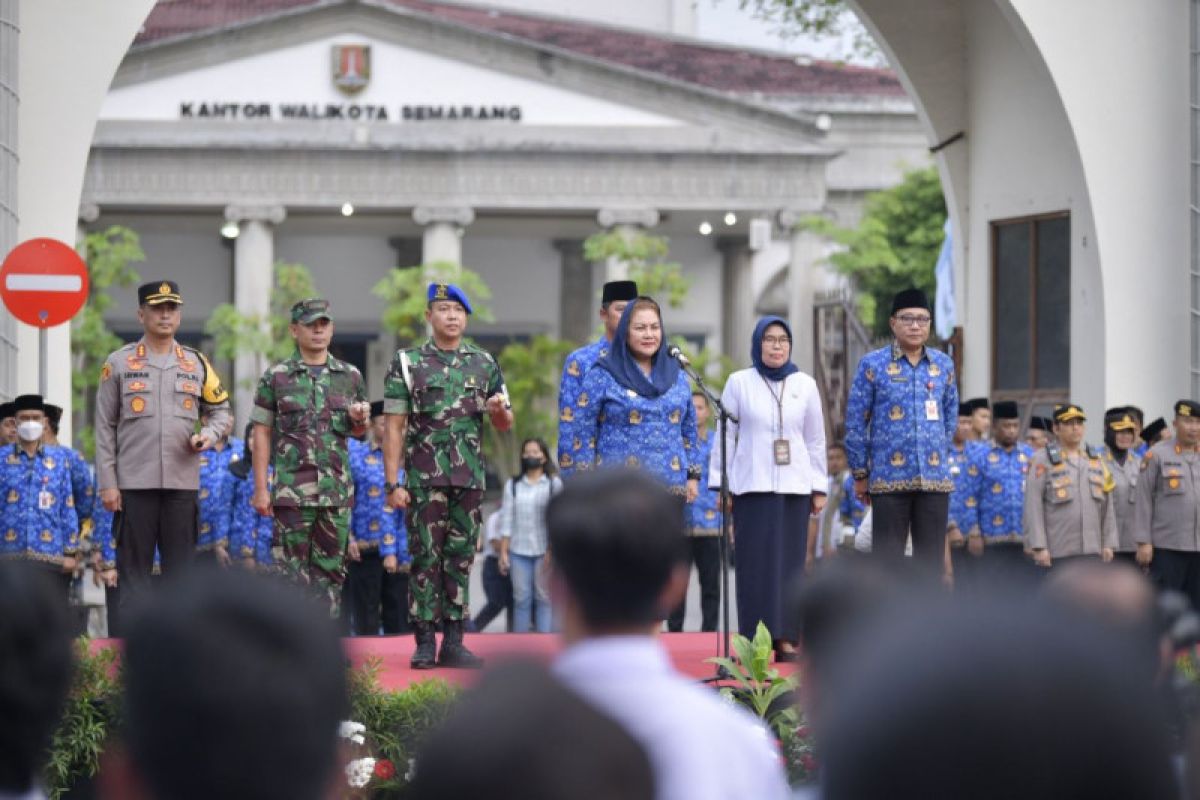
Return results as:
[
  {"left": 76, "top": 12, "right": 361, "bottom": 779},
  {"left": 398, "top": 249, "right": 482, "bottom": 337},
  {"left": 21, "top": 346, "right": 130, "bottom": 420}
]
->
[
  {"left": 225, "top": 203, "right": 286, "bottom": 428},
  {"left": 718, "top": 236, "right": 755, "bottom": 368},
  {"left": 596, "top": 207, "right": 660, "bottom": 283},
  {"left": 554, "top": 238, "right": 594, "bottom": 343},
  {"left": 779, "top": 209, "right": 823, "bottom": 374},
  {"left": 412, "top": 206, "right": 474, "bottom": 271}
]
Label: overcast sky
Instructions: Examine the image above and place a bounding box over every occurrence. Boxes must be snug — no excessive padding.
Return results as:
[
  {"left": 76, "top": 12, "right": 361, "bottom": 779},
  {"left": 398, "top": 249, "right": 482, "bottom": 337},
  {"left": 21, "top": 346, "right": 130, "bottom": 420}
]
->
[{"left": 692, "top": 0, "right": 873, "bottom": 63}]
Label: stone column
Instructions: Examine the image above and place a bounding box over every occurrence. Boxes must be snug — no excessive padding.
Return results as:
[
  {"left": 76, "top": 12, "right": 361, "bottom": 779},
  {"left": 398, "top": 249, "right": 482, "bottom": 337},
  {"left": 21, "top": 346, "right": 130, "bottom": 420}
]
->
[
  {"left": 596, "top": 207, "right": 659, "bottom": 283},
  {"left": 225, "top": 203, "right": 286, "bottom": 428},
  {"left": 718, "top": 236, "right": 754, "bottom": 369},
  {"left": 413, "top": 206, "right": 474, "bottom": 272},
  {"left": 779, "top": 209, "right": 823, "bottom": 374},
  {"left": 555, "top": 238, "right": 594, "bottom": 343}
]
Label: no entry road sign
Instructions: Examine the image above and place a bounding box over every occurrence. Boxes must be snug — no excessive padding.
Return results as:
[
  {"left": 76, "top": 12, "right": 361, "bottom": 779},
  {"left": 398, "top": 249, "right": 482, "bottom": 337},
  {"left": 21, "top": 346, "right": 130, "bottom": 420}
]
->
[{"left": 0, "top": 238, "right": 90, "bottom": 328}]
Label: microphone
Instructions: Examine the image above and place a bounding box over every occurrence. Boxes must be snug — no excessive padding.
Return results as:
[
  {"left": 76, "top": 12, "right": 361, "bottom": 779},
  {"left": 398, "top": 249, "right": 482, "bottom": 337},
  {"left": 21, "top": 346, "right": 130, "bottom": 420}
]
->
[{"left": 667, "top": 345, "right": 691, "bottom": 367}]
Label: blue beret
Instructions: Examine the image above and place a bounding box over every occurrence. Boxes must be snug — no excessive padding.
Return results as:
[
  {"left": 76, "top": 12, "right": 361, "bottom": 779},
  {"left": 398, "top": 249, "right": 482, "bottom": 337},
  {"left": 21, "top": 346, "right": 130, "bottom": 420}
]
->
[{"left": 427, "top": 283, "right": 473, "bottom": 315}]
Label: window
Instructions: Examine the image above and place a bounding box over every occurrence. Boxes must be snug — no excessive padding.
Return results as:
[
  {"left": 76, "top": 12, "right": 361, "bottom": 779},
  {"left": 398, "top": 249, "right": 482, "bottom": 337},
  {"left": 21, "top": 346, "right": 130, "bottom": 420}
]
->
[{"left": 991, "top": 213, "right": 1070, "bottom": 407}]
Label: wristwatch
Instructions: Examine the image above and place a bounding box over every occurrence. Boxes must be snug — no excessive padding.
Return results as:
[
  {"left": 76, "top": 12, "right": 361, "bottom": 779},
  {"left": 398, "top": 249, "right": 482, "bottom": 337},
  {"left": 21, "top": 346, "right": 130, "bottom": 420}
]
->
[{"left": 384, "top": 482, "right": 400, "bottom": 494}]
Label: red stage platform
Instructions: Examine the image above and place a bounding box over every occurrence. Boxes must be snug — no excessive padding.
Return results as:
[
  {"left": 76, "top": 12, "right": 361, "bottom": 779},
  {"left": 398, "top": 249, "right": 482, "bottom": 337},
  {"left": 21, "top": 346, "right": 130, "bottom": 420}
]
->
[
  {"left": 95, "top": 633, "right": 794, "bottom": 690},
  {"left": 345, "top": 632, "right": 744, "bottom": 689}
]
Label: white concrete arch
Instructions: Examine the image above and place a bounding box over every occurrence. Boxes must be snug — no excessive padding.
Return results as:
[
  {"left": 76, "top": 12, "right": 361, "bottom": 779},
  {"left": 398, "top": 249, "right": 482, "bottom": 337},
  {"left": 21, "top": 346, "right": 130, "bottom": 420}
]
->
[{"left": 843, "top": 0, "right": 1188, "bottom": 416}]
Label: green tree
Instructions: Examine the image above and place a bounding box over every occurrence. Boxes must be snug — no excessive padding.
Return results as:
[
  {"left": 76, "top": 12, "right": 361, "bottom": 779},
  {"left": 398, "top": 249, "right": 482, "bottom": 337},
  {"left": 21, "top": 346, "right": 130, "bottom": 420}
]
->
[
  {"left": 72, "top": 226, "right": 145, "bottom": 459},
  {"left": 583, "top": 231, "right": 691, "bottom": 309},
  {"left": 733, "top": 0, "right": 882, "bottom": 63},
  {"left": 203, "top": 262, "right": 319, "bottom": 388},
  {"left": 486, "top": 334, "right": 578, "bottom": 483},
  {"left": 800, "top": 165, "right": 946, "bottom": 336},
  {"left": 372, "top": 261, "right": 494, "bottom": 344}
]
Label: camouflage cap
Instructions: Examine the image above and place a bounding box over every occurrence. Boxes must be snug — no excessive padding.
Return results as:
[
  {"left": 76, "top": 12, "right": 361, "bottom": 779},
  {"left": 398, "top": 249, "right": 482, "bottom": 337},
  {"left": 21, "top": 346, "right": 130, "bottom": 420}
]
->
[{"left": 291, "top": 297, "right": 333, "bottom": 324}]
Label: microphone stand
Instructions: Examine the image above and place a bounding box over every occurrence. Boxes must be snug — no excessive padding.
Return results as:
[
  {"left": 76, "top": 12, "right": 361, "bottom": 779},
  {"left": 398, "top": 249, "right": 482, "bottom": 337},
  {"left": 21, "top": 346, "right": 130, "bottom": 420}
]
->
[{"left": 675, "top": 355, "right": 738, "bottom": 683}]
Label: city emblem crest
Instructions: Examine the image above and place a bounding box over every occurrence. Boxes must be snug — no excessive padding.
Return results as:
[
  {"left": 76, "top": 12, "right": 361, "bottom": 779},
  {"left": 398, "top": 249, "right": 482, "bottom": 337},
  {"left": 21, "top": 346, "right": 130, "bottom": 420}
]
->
[{"left": 331, "top": 44, "right": 371, "bottom": 96}]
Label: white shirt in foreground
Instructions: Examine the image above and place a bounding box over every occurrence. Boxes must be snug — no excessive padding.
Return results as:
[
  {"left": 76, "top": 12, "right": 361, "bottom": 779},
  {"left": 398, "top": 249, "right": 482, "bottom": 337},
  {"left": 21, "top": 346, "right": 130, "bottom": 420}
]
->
[{"left": 554, "top": 636, "right": 791, "bottom": 800}]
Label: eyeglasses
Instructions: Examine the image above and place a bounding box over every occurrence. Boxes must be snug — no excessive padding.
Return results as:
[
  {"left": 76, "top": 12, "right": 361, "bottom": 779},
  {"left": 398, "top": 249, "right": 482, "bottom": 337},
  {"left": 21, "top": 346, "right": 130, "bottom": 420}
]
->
[
  {"left": 895, "top": 314, "right": 932, "bottom": 327},
  {"left": 762, "top": 336, "right": 791, "bottom": 346}
]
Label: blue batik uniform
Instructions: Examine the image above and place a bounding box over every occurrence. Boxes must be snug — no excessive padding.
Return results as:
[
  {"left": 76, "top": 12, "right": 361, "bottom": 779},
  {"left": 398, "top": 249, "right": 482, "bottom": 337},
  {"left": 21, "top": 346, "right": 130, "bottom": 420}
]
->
[
  {"left": 1134, "top": 441, "right": 1150, "bottom": 459},
  {"left": 62, "top": 447, "right": 95, "bottom": 526},
  {"left": 845, "top": 344, "right": 959, "bottom": 493},
  {"left": 0, "top": 443, "right": 80, "bottom": 567},
  {"left": 93, "top": 505, "right": 116, "bottom": 570},
  {"left": 690, "top": 432, "right": 720, "bottom": 534},
  {"left": 196, "top": 439, "right": 239, "bottom": 552},
  {"left": 947, "top": 441, "right": 982, "bottom": 533},
  {"left": 968, "top": 442, "right": 1035, "bottom": 544},
  {"left": 229, "top": 465, "right": 274, "bottom": 566},
  {"left": 558, "top": 337, "right": 610, "bottom": 477},
  {"left": 574, "top": 367, "right": 701, "bottom": 491},
  {"left": 837, "top": 473, "right": 869, "bottom": 531},
  {"left": 348, "top": 438, "right": 408, "bottom": 562}
]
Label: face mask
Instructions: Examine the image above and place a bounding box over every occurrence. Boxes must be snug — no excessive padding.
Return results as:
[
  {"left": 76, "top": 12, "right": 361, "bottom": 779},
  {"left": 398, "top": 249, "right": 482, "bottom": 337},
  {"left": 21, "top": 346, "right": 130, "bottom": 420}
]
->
[
  {"left": 521, "top": 457, "right": 543, "bottom": 472},
  {"left": 17, "top": 421, "right": 44, "bottom": 442}
]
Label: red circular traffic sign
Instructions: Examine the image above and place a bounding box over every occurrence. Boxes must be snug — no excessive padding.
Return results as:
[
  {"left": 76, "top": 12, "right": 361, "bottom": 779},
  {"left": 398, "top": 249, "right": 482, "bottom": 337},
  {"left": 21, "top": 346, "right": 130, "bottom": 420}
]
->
[{"left": 0, "top": 238, "right": 90, "bottom": 328}]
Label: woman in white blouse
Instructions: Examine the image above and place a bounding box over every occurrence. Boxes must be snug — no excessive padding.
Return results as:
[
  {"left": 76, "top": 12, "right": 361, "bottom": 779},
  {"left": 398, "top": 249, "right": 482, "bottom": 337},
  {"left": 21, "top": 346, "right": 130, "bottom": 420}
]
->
[{"left": 710, "top": 316, "right": 827, "bottom": 661}]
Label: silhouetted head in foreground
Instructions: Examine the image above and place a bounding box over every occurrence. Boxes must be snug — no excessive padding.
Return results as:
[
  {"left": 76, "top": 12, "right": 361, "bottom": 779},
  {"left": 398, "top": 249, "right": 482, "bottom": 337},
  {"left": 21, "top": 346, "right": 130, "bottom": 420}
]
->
[
  {"left": 114, "top": 567, "right": 347, "bottom": 800},
  {"left": 820, "top": 592, "right": 1176, "bottom": 800},
  {"left": 0, "top": 562, "right": 74, "bottom": 794},
  {"left": 409, "top": 660, "right": 654, "bottom": 800}
]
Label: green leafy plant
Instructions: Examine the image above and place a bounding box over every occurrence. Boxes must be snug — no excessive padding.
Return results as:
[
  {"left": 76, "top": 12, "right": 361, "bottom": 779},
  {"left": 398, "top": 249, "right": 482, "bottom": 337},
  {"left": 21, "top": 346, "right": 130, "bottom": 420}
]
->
[
  {"left": 487, "top": 334, "right": 578, "bottom": 481},
  {"left": 204, "top": 262, "right": 320, "bottom": 388},
  {"left": 583, "top": 231, "right": 691, "bottom": 309},
  {"left": 372, "top": 261, "right": 494, "bottom": 344},
  {"left": 799, "top": 165, "right": 946, "bottom": 336},
  {"left": 45, "top": 641, "right": 122, "bottom": 799},
  {"left": 72, "top": 226, "right": 145, "bottom": 459}
]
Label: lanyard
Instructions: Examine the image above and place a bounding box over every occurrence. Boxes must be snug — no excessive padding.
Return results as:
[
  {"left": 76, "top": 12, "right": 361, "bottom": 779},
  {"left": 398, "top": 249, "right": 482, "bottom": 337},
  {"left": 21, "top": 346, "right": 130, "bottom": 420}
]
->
[{"left": 760, "top": 374, "right": 786, "bottom": 437}]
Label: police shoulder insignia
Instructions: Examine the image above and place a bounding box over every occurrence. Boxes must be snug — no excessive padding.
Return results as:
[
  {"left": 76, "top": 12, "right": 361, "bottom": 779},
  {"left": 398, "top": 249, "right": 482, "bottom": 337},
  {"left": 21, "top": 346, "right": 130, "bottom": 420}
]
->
[
  {"left": 197, "top": 352, "right": 230, "bottom": 404},
  {"left": 101, "top": 362, "right": 112, "bottom": 382}
]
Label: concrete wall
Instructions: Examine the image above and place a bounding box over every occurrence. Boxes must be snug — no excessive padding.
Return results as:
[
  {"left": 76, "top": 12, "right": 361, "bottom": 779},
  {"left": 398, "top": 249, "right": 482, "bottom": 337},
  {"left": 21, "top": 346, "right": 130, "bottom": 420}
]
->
[
  {"left": 449, "top": 0, "right": 696, "bottom": 37},
  {"left": 15, "top": 0, "right": 157, "bottom": 441}
]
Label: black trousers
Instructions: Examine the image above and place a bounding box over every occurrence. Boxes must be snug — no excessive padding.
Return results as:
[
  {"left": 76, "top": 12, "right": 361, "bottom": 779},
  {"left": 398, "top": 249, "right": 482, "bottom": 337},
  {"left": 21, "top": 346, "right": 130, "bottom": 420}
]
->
[
  {"left": 115, "top": 489, "right": 198, "bottom": 601},
  {"left": 963, "top": 542, "right": 1036, "bottom": 592},
  {"left": 668, "top": 536, "right": 722, "bottom": 633},
  {"left": 1150, "top": 548, "right": 1200, "bottom": 611},
  {"left": 870, "top": 491, "right": 949, "bottom": 577},
  {"left": 472, "top": 555, "right": 513, "bottom": 632},
  {"left": 346, "top": 551, "right": 410, "bottom": 635}
]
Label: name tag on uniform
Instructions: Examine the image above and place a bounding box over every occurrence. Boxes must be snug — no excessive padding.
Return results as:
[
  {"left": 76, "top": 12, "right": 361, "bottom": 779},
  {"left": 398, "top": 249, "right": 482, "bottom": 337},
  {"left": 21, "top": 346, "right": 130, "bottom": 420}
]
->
[
  {"left": 38, "top": 491, "right": 53, "bottom": 510},
  {"left": 925, "top": 400, "right": 940, "bottom": 421},
  {"left": 774, "top": 439, "right": 791, "bottom": 465}
]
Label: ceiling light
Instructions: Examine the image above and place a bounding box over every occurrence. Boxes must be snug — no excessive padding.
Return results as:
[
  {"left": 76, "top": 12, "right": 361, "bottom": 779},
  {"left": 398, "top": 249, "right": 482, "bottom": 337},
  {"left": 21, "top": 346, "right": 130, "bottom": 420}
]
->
[
  {"left": 341, "top": 203, "right": 355, "bottom": 217},
  {"left": 724, "top": 212, "right": 737, "bottom": 226},
  {"left": 220, "top": 220, "right": 240, "bottom": 239},
  {"left": 699, "top": 221, "right": 713, "bottom": 236}
]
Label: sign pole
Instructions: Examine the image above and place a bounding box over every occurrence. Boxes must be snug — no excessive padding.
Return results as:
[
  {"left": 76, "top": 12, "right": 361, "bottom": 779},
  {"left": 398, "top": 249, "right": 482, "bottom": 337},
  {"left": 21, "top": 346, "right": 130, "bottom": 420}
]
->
[{"left": 39, "top": 327, "right": 47, "bottom": 396}]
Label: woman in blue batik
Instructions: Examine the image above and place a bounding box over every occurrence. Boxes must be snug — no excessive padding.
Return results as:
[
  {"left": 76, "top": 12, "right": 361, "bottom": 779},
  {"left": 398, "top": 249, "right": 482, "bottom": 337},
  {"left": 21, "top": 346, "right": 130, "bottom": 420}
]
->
[{"left": 574, "top": 296, "right": 701, "bottom": 502}]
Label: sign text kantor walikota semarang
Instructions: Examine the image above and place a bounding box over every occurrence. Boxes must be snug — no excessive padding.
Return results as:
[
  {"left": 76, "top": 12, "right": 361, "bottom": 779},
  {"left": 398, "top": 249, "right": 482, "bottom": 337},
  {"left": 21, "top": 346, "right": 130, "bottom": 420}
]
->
[{"left": 178, "top": 102, "right": 524, "bottom": 121}]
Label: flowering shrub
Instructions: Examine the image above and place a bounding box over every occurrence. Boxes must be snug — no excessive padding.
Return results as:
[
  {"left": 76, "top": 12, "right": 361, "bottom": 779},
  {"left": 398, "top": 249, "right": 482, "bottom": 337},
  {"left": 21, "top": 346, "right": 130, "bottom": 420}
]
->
[{"left": 45, "top": 646, "right": 460, "bottom": 799}]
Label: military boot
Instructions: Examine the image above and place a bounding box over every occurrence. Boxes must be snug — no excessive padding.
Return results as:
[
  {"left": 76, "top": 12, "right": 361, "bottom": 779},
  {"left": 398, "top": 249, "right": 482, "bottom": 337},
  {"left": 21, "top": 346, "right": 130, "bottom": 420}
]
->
[
  {"left": 411, "top": 622, "right": 437, "bottom": 670},
  {"left": 436, "top": 620, "right": 483, "bottom": 669}
]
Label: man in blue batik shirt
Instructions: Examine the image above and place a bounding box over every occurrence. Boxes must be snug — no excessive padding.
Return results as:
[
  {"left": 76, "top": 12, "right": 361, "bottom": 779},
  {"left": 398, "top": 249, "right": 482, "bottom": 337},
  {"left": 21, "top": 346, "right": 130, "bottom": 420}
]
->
[
  {"left": 0, "top": 394, "right": 80, "bottom": 601},
  {"left": 946, "top": 404, "right": 982, "bottom": 585},
  {"left": 557, "top": 280, "right": 638, "bottom": 478},
  {"left": 845, "top": 288, "right": 959, "bottom": 576},
  {"left": 347, "top": 402, "right": 410, "bottom": 635},
  {"left": 668, "top": 391, "right": 721, "bottom": 633},
  {"left": 196, "top": 436, "right": 239, "bottom": 566},
  {"left": 42, "top": 403, "right": 95, "bottom": 533},
  {"left": 963, "top": 400, "right": 1035, "bottom": 587}
]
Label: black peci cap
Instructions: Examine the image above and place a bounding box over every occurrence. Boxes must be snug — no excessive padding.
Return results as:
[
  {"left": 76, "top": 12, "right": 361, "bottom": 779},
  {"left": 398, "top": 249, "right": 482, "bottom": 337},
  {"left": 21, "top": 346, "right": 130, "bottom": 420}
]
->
[
  {"left": 891, "top": 287, "right": 930, "bottom": 315},
  {"left": 992, "top": 400, "right": 1019, "bottom": 420}
]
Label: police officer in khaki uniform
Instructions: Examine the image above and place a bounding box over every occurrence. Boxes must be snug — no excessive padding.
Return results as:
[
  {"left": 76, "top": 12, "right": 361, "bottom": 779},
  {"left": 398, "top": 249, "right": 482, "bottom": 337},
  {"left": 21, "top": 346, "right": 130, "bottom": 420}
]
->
[
  {"left": 1101, "top": 407, "right": 1141, "bottom": 561},
  {"left": 95, "top": 281, "right": 233, "bottom": 598},
  {"left": 1134, "top": 400, "right": 1200, "bottom": 607},
  {"left": 1023, "top": 404, "right": 1117, "bottom": 569}
]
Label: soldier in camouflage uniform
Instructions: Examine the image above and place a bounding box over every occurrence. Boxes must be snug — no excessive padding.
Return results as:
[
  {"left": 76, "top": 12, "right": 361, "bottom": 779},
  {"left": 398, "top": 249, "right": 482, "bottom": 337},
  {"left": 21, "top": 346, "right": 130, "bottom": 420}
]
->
[
  {"left": 384, "top": 283, "right": 513, "bottom": 669},
  {"left": 250, "top": 298, "right": 369, "bottom": 615}
]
